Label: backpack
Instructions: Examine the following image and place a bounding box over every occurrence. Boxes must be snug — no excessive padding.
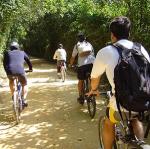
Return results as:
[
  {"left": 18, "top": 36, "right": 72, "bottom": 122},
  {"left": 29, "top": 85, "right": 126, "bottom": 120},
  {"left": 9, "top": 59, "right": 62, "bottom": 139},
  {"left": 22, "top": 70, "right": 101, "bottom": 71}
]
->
[{"left": 113, "top": 42, "right": 150, "bottom": 114}]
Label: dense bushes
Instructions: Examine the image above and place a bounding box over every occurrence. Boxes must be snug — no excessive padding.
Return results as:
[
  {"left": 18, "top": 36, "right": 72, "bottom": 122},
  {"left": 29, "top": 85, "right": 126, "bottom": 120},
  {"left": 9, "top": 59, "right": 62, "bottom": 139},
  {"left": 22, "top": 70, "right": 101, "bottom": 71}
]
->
[{"left": 1, "top": 0, "right": 150, "bottom": 62}]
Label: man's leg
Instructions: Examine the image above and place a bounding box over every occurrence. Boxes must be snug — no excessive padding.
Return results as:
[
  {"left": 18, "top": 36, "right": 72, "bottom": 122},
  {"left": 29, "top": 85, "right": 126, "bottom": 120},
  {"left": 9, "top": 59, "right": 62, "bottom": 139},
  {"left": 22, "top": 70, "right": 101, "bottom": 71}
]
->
[
  {"left": 9, "top": 79, "right": 15, "bottom": 96},
  {"left": 78, "top": 79, "right": 84, "bottom": 96},
  {"left": 22, "top": 84, "right": 28, "bottom": 100},
  {"left": 20, "top": 75, "right": 28, "bottom": 106},
  {"left": 102, "top": 117, "right": 115, "bottom": 149},
  {"left": 131, "top": 118, "right": 144, "bottom": 140}
]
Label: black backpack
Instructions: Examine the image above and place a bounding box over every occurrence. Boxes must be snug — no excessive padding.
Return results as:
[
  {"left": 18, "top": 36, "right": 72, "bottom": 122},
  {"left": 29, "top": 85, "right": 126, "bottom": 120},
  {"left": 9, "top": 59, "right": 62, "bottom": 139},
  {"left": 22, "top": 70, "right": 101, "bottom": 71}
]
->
[{"left": 113, "top": 42, "right": 150, "bottom": 114}]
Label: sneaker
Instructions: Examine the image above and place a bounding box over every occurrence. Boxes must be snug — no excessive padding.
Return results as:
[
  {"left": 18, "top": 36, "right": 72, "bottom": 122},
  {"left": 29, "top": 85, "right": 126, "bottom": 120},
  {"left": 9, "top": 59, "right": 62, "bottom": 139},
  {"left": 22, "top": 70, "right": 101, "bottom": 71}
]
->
[{"left": 77, "top": 96, "right": 84, "bottom": 105}]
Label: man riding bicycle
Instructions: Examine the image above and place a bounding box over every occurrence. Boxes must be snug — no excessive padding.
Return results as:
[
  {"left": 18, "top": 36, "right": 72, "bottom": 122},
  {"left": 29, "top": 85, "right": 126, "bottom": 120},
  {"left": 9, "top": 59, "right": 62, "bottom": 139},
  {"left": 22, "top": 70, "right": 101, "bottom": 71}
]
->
[
  {"left": 70, "top": 32, "right": 95, "bottom": 104},
  {"left": 53, "top": 43, "right": 67, "bottom": 78},
  {"left": 87, "top": 16, "right": 150, "bottom": 149},
  {"left": 3, "top": 41, "right": 33, "bottom": 107}
]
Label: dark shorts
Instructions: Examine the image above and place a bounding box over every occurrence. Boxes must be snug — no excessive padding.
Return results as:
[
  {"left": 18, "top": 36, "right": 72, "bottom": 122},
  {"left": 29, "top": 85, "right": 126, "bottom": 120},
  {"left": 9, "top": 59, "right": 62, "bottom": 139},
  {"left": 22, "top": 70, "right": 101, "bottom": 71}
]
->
[
  {"left": 7, "top": 74, "right": 27, "bottom": 86},
  {"left": 77, "top": 64, "right": 93, "bottom": 80}
]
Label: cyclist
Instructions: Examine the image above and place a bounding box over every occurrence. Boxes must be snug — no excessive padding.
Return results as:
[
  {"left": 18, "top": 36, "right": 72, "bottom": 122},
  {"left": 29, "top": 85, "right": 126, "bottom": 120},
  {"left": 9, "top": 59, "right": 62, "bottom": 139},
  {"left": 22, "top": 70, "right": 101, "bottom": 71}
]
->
[
  {"left": 53, "top": 43, "right": 67, "bottom": 78},
  {"left": 3, "top": 41, "right": 33, "bottom": 107},
  {"left": 87, "top": 16, "right": 150, "bottom": 149},
  {"left": 70, "top": 32, "right": 95, "bottom": 104}
]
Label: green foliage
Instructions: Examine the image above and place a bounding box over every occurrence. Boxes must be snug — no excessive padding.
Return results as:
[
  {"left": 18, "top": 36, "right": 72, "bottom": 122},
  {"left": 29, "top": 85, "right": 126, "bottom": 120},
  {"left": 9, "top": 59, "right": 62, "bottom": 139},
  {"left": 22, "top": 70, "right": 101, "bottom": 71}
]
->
[{"left": 1, "top": 0, "right": 150, "bottom": 59}]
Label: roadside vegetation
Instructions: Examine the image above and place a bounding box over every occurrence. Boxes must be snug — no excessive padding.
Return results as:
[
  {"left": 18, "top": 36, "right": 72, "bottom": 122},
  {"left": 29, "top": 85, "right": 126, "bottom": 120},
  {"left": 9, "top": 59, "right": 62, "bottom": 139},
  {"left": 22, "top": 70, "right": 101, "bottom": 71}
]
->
[{"left": 0, "top": 0, "right": 150, "bottom": 77}]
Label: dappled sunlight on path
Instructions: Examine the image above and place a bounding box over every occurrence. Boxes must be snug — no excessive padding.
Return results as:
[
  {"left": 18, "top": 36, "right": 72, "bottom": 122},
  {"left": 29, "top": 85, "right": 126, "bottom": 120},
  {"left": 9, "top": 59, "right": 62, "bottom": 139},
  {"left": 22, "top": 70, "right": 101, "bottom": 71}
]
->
[{"left": 1, "top": 57, "right": 145, "bottom": 149}]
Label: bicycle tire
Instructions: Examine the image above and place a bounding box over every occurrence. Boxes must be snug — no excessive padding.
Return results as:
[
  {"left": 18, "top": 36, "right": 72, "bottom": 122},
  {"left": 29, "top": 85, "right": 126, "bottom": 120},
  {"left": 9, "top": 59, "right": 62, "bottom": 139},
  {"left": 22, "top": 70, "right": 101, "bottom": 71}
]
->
[
  {"left": 98, "top": 116, "right": 105, "bottom": 149},
  {"left": 61, "top": 66, "right": 66, "bottom": 82},
  {"left": 13, "top": 92, "right": 21, "bottom": 124},
  {"left": 98, "top": 116, "right": 122, "bottom": 149},
  {"left": 87, "top": 96, "right": 96, "bottom": 118}
]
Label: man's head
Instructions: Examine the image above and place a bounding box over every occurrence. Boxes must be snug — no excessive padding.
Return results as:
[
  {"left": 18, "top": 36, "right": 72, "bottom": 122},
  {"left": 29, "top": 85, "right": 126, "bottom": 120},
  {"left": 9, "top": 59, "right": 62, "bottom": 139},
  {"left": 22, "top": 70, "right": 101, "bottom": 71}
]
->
[
  {"left": 58, "top": 43, "right": 63, "bottom": 49},
  {"left": 109, "top": 16, "right": 131, "bottom": 42},
  {"left": 77, "top": 32, "right": 85, "bottom": 42},
  {"left": 10, "top": 41, "right": 19, "bottom": 50}
]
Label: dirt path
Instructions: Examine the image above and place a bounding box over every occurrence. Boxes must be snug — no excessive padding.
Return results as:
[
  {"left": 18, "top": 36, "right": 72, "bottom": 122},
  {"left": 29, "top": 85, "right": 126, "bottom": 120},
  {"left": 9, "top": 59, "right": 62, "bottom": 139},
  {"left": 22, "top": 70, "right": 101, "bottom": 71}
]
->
[
  {"left": 0, "top": 58, "right": 149, "bottom": 149},
  {"left": 0, "top": 58, "right": 106, "bottom": 149}
]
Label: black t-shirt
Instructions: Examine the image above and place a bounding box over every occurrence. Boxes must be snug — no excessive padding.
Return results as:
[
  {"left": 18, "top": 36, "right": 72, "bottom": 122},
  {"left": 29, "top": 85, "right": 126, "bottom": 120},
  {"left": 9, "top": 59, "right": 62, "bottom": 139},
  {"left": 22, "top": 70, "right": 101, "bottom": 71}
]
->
[{"left": 3, "top": 49, "right": 32, "bottom": 75}]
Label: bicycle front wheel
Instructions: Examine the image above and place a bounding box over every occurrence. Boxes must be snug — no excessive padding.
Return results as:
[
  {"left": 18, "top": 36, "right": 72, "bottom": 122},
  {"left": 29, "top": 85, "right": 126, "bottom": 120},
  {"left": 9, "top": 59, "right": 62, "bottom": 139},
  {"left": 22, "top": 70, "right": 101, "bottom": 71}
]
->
[
  {"left": 13, "top": 92, "right": 21, "bottom": 124},
  {"left": 98, "top": 116, "right": 105, "bottom": 149},
  {"left": 87, "top": 96, "right": 96, "bottom": 118},
  {"left": 98, "top": 116, "right": 119, "bottom": 149}
]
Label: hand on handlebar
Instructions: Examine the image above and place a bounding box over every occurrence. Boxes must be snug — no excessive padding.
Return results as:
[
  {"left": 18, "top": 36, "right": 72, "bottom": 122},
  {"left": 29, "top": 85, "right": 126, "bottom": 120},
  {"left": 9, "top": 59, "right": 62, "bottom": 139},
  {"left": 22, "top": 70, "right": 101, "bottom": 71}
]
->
[
  {"left": 25, "top": 69, "right": 33, "bottom": 73},
  {"left": 86, "top": 89, "right": 99, "bottom": 97}
]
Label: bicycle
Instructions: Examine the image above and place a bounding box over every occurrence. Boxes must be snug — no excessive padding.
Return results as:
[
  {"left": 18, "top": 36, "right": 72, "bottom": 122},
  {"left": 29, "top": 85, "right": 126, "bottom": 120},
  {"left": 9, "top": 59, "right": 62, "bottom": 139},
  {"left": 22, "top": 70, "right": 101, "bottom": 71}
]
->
[
  {"left": 98, "top": 91, "right": 150, "bottom": 149},
  {"left": 12, "top": 70, "right": 31, "bottom": 124},
  {"left": 79, "top": 72, "right": 96, "bottom": 119},
  {"left": 69, "top": 65, "right": 96, "bottom": 118}
]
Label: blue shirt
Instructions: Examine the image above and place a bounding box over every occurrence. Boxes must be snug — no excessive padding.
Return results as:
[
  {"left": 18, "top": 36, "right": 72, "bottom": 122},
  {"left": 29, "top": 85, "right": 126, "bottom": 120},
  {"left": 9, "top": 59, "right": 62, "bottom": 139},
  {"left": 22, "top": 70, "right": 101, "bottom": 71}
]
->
[{"left": 3, "top": 49, "right": 32, "bottom": 75}]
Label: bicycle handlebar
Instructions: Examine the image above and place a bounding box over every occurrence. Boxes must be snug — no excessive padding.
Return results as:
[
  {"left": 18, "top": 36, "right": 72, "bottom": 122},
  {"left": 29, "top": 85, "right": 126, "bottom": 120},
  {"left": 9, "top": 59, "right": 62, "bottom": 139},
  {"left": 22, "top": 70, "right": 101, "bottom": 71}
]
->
[{"left": 25, "top": 69, "right": 33, "bottom": 73}]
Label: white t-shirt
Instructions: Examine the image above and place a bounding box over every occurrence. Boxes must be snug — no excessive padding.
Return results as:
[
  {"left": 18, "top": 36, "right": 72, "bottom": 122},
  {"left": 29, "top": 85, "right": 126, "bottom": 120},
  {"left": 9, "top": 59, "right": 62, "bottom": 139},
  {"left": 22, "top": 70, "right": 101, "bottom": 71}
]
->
[
  {"left": 53, "top": 48, "right": 67, "bottom": 61},
  {"left": 91, "top": 39, "right": 150, "bottom": 110},
  {"left": 72, "top": 41, "right": 95, "bottom": 67}
]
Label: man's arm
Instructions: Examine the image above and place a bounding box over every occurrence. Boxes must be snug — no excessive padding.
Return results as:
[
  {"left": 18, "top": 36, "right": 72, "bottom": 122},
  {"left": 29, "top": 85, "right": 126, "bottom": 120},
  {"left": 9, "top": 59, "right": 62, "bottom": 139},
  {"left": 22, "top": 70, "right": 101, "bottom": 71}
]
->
[
  {"left": 70, "top": 45, "right": 78, "bottom": 65},
  {"left": 3, "top": 51, "right": 8, "bottom": 72},
  {"left": 53, "top": 51, "right": 57, "bottom": 60},
  {"left": 91, "top": 77, "right": 100, "bottom": 91},
  {"left": 70, "top": 56, "right": 76, "bottom": 65},
  {"left": 87, "top": 77, "right": 101, "bottom": 96},
  {"left": 24, "top": 52, "right": 33, "bottom": 71},
  {"left": 87, "top": 48, "right": 107, "bottom": 96}
]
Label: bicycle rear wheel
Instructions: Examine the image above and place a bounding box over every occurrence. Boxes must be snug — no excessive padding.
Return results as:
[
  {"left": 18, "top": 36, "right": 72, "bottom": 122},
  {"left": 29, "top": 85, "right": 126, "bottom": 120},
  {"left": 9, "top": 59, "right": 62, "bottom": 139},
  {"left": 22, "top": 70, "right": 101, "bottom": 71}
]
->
[
  {"left": 87, "top": 96, "right": 96, "bottom": 118},
  {"left": 61, "top": 66, "right": 66, "bottom": 82}
]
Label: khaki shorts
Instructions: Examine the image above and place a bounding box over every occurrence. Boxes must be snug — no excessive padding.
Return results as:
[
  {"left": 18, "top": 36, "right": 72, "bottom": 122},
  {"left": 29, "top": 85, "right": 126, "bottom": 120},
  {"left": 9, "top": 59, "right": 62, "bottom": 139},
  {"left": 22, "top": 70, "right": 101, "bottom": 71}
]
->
[{"left": 7, "top": 74, "right": 27, "bottom": 86}]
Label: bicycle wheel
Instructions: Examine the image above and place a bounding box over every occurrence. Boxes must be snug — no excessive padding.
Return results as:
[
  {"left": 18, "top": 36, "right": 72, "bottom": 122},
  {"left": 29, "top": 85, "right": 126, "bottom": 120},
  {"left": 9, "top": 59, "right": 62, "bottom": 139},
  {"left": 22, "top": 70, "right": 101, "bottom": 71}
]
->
[
  {"left": 61, "top": 66, "right": 66, "bottom": 82},
  {"left": 98, "top": 116, "right": 105, "bottom": 149},
  {"left": 87, "top": 96, "right": 96, "bottom": 118},
  {"left": 98, "top": 116, "right": 120, "bottom": 149},
  {"left": 13, "top": 92, "right": 21, "bottom": 124}
]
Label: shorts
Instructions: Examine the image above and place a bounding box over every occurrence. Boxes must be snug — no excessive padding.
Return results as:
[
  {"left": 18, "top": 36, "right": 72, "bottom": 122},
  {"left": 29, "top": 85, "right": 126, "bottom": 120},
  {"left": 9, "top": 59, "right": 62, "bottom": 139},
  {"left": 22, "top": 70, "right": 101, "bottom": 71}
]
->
[
  {"left": 77, "top": 64, "right": 93, "bottom": 80},
  {"left": 7, "top": 74, "right": 27, "bottom": 86},
  {"left": 57, "top": 60, "right": 66, "bottom": 73},
  {"left": 106, "top": 95, "right": 138, "bottom": 124}
]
